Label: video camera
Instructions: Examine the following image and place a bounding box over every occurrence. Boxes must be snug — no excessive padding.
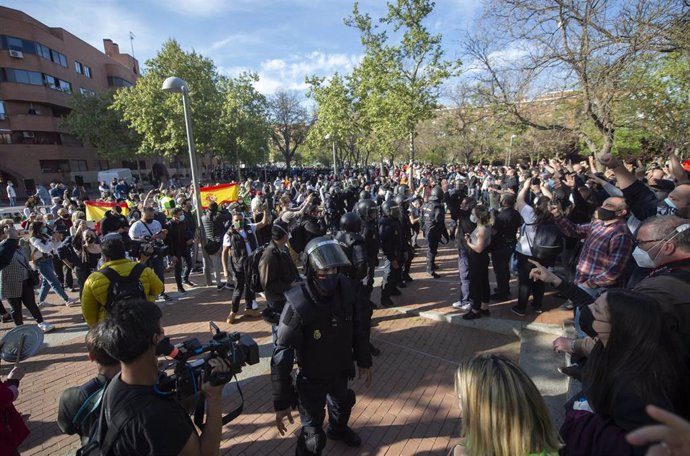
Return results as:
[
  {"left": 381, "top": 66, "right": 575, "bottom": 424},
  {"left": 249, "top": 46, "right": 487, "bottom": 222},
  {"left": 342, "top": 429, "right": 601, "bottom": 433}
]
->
[
  {"left": 126, "top": 238, "right": 169, "bottom": 259},
  {"left": 155, "top": 322, "right": 259, "bottom": 425}
]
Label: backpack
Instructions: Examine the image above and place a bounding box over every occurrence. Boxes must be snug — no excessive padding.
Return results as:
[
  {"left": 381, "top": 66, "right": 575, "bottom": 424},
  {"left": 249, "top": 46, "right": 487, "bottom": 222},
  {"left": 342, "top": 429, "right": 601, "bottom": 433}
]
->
[
  {"left": 289, "top": 222, "right": 307, "bottom": 253},
  {"left": 525, "top": 221, "right": 563, "bottom": 262},
  {"left": 100, "top": 263, "right": 147, "bottom": 308},
  {"left": 247, "top": 243, "right": 268, "bottom": 294},
  {"left": 57, "top": 235, "right": 76, "bottom": 262},
  {"left": 71, "top": 377, "right": 107, "bottom": 444}
]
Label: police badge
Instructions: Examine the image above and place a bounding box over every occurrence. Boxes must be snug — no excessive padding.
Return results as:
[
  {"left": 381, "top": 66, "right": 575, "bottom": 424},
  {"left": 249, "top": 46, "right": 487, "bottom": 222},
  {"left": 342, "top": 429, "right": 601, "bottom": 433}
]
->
[{"left": 313, "top": 329, "right": 321, "bottom": 340}]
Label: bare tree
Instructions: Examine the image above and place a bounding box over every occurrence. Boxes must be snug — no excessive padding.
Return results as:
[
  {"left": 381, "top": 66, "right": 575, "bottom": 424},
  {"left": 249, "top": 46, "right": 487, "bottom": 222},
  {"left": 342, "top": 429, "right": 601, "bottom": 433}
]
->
[
  {"left": 267, "top": 90, "right": 311, "bottom": 171},
  {"left": 465, "top": 0, "right": 685, "bottom": 156}
]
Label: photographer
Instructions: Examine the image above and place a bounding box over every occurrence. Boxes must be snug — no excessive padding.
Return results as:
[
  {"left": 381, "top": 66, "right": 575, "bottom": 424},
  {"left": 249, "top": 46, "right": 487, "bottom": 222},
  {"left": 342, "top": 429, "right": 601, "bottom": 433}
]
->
[
  {"left": 97, "top": 298, "right": 231, "bottom": 456},
  {"left": 129, "top": 207, "right": 171, "bottom": 301},
  {"left": 57, "top": 327, "right": 120, "bottom": 443},
  {"left": 81, "top": 238, "right": 164, "bottom": 327}
]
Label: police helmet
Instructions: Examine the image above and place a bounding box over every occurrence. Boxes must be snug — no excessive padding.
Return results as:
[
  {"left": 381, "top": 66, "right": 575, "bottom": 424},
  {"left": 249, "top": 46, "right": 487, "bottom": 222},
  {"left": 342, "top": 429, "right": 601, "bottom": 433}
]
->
[
  {"left": 382, "top": 200, "right": 400, "bottom": 218},
  {"left": 339, "top": 212, "right": 362, "bottom": 233},
  {"left": 359, "top": 190, "right": 370, "bottom": 201},
  {"left": 430, "top": 185, "right": 444, "bottom": 201},
  {"left": 395, "top": 184, "right": 410, "bottom": 198},
  {"left": 305, "top": 237, "right": 351, "bottom": 271},
  {"left": 356, "top": 200, "right": 378, "bottom": 222},
  {"left": 394, "top": 194, "right": 409, "bottom": 210}
]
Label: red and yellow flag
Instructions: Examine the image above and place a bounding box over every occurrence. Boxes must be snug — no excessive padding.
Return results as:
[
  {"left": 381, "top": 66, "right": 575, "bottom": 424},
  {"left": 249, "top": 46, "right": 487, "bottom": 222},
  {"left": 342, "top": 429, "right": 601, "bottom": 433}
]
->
[
  {"left": 199, "top": 183, "right": 239, "bottom": 209},
  {"left": 85, "top": 201, "right": 129, "bottom": 221}
]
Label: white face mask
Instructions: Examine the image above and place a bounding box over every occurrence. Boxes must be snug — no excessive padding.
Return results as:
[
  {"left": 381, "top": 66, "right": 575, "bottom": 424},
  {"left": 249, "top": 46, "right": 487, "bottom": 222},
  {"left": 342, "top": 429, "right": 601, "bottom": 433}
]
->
[
  {"left": 177, "top": 214, "right": 185, "bottom": 222},
  {"left": 469, "top": 214, "right": 477, "bottom": 224},
  {"left": 632, "top": 246, "right": 657, "bottom": 268},
  {"left": 664, "top": 197, "right": 677, "bottom": 210}
]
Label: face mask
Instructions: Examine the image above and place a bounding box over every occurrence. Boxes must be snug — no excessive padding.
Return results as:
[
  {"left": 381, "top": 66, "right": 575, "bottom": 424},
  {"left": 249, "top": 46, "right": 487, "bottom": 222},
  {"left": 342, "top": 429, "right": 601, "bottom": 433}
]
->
[
  {"left": 579, "top": 304, "right": 598, "bottom": 338},
  {"left": 632, "top": 246, "right": 657, "bottom": 268},
  {"left": 315, "top": 273, "right": 339, "bottom": 295},
  {"left": 177, "top": 214, "right": 185, "bottom": 222},
  {"left": 596, "top": 207, "right": 618, "bottom": 221},
  {"left": 41, "top": 227, "right": 48, "bottom": 235},
  {"left": 469, "top": 214, "right": 477, "bottom": 224},
  {"left": 664, "top": 197, "right": 677, "bottom": 210},
  {"left": 233, "top": 221, "right": 242, "bottom": 230}
]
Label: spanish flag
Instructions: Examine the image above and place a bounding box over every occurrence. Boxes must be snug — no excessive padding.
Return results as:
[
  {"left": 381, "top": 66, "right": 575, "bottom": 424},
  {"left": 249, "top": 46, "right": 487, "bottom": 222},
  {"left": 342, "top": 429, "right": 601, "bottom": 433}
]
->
[
  {"left": 199, "top": 183, "right": 239, "bottom": 209},
  {"left": 85, "top": 201, "right": 129, "bottom": 221}
]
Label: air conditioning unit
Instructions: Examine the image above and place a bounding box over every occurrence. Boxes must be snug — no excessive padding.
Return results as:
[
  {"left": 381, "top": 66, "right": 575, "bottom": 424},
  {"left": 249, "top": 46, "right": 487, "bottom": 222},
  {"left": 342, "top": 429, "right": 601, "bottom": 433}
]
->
[
  {"left": 8, "top": 50, "right": 24, "bottom": 59},
  {"left": 22, "top": 132, "right": 35, "bottom": 138}
]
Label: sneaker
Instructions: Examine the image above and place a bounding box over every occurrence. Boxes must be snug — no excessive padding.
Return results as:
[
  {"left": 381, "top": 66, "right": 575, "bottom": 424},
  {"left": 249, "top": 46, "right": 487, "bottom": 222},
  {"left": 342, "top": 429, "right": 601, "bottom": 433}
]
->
[
  {"left": 511, "top": 306, "right": 526, "bottom": 317},
  {"left": 326, "top": 427, "right": 361, "bottom": 447},
  {"left": 177, "top": 286, "right": 186, "bottom": 293},
  {"left": 452, "top": 301, "right": 471, "bottom": 311},
  {"left": 402, "top": 274, "right": 414, "bottom": 282},
  {"left": 38, "top": 321, "right": 55, "bottom": 332},
  {"left": 560, "top": 300, "right": 574, "bottom": 311},
  {"left": 37, "top": 301, "right": 47, "bottom": 308},
  {"left": 226, "top": 312, "right": 237, "bottom": 324},
  {"left": 244, "top": 309, "right": 261, "bottom": 318},
  {"left": 217, "top": 282, "right": 226, "bottom": 290},
  {"left": 65, "top": 298, "right": 79, "bottom": 307},
  {"left": 426, "top": 271, "right": 440, "bottom": 278},
  {"left": 1, "top": 313, "right": 12, "bottom": 323},
  {"left": 534, "top": 307, "right": 544, "bottom": 314},
  {"left": 70, "top": 287, "right": 79, "bottom": 293},
  {"left": 462, "top": 310, "right": 482, "bottom": 320},
  {"left": 161, "top": 293, "right": 173, "bottom": 301},
  {"left": 184, "top": 280, "right": 196, "bottom": 287}
]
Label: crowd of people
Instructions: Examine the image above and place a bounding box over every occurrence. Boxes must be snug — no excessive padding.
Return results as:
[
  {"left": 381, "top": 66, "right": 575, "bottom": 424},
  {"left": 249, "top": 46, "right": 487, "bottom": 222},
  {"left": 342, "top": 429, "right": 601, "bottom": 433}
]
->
[{"left": 1, "top": 147, "right": 690, "bottom": 456}]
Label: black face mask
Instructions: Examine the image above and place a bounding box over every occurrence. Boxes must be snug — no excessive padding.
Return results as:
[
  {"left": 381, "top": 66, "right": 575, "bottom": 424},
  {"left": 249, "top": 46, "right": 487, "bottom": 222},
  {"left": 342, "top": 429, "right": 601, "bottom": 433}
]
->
[
  {"left": 579, "top": 305, "right": 598, "bottom": 338},
  {"left": 597, "top": 207, "right": 618, "bottom": 221}
]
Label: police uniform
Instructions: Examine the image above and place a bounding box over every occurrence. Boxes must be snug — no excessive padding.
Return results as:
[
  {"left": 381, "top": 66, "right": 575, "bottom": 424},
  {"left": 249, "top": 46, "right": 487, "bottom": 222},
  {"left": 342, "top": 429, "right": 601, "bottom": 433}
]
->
[
  {"left": 271, "top": 238, "right": 371, "bottom": 456},
  {"left": 422, "top": 187, "right": 447, "bottom": 277},
  {"left": 379, "top": 205, "right": 403, "bottom": 305}
]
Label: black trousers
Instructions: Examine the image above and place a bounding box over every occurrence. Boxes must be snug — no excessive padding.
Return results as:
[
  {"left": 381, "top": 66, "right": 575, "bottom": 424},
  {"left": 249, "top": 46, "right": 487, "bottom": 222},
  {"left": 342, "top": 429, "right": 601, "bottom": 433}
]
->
[
  {"left": 75, "top": 266, "right": 92, "bottom": 297},
  {"left": 491, "top": 245, "right": 513, "bottom": 297},
  {"left": 7, "top": 279, "right": 44, "bottom": 325},
  {"left": 296, "top": 373, "right": 355, "bottom": 456},
  {"left": 53, "top": 256, "right": 73, "bottom": 289},
  {"left": 515, "top": 252, "right": 552, "bottom": 311},
  {"left": 231, "top": 271, "right": 255, "bottom": 313},
  {"left": 425, "top": 230, "right": 440, "bottom": 271},
  {"left": 468, "top": 250, "right": 490, "bottom": 311},
  {"left": 381, "top": 258, "right": 400, "bottom": 298},
  {"left": 173, "top": 248, "right": 193, "bottom": 286},
  {"left": 402, "top": 243, "right": 414, "bottom": 277}
]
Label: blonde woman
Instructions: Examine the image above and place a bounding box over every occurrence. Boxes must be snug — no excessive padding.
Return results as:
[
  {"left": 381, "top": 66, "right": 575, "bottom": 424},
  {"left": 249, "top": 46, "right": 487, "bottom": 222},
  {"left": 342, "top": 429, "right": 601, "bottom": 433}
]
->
[{"left": 453, "top": 354, "right": 562, "bottom": 456}]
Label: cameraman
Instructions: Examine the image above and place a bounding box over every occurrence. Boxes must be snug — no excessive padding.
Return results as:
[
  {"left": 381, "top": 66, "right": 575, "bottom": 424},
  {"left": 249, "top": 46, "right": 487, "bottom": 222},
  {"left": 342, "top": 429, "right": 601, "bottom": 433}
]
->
[
  {"left": 81, "top": 238, "right": 164, "bottom": 327},
  {"left": 98, "top": 298, "right": 231, "bottom": 456},
  {"left": 129, "top": 207, "right": 170, "bottom": 301}
]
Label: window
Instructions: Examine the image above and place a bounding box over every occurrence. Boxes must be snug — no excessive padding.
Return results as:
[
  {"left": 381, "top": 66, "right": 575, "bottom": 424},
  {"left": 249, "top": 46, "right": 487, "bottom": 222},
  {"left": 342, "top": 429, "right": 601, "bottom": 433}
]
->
[
  {"left": 79, "top": 87, "right": 96, "bottom": 96},
  {"left": 84, "top": 66, "right": 92, "bottom": 78},
  {"left": 39, "top": 159, "right": 70, "bottom": 173},
  {"left": 107, "top": 76, "right": 133, "bottom": 88},
  {"left": 44, "top": 74, "right": 57, "bottom": 89},
  {"left": 71, "top": 159, "right": 88, "bottom": 171},
  {"left": 98, "top": 160, "right": 110, "bottom": 170},
  {"left": 50, "top": 50, "right": 67, "bottom": 67},
  {"left": 0, "top": 130, "right": 11, "bottom": 144},
  {"left": 58, "top": 79, "right": 72, "bottom": 94},
  {"left": 74, "top": 61, "right": 82, "bottom": 74},
  {"left": 16, "top": 131, "right": 61, "bottom": 145},
  {"left": 1, "top": 69, "right": 44, "bottom": 86},
  {"left": 6, "top": 36, "right": 23, "bottom": 52},
  {"left": 0, "top": 101, "right": 5, "bottom": 120},
  {"left": 36, "top": 43, "right": 51, "bottom": 60}
]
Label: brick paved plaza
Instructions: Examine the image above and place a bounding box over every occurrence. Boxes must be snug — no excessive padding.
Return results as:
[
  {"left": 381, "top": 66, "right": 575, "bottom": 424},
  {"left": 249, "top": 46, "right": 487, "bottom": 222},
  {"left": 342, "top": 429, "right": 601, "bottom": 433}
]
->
[{"left": 6, "top": 243, "right": 568, "bottom": 456}]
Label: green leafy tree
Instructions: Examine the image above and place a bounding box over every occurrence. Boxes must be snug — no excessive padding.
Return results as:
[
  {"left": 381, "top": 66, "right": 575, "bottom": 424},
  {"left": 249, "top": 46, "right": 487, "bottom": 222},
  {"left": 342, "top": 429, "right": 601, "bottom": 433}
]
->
[
  {"left": 346, "top": 0, "right": 460, "bottom": 166},
  {"left": 219, "top": 73, "right": 271, "bottom": 171},
  {"left": 60, "top": 90, "right": 140, "bottom": 160},
  {"left": 112, "top": 39, "right": 224, "bottom": 159}
]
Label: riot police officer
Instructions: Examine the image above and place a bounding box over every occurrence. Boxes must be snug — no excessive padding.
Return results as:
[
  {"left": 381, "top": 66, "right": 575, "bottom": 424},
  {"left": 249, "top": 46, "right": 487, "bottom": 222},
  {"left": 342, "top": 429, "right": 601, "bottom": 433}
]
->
[
  {"left": 422, "top": 185, "right": 448, "bottom": 278},
  {"left": 394, "top": 194, "right": 415, "bottom": 285},
  {"left": 356, "top": 199, "right": 380, "bottom": 302},
  {"left": 272, "top": 237, "right": 372, "bottom": 456},
  {"left": 379, "top": 200, "right": 404, "bottom": 307}
]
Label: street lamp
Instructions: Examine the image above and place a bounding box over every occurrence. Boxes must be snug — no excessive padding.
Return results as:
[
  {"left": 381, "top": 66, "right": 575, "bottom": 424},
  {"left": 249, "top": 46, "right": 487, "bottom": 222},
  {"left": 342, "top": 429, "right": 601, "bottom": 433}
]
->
[
  {"left": 325, "top": 134, "right": 337, "bottom": 177},
  {"left": 162, "top": 76, "right": 212, "bottom": 286},
  {"left": 508, "top": 134, "right": 517, "bottom": 166}
]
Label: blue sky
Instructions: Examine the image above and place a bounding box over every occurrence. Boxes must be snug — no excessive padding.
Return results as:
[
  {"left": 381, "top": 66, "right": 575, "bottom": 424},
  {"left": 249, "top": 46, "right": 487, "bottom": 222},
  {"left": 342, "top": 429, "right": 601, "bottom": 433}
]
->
[{"left": 4, "top": 0, "right": 483, "bottom": 95}]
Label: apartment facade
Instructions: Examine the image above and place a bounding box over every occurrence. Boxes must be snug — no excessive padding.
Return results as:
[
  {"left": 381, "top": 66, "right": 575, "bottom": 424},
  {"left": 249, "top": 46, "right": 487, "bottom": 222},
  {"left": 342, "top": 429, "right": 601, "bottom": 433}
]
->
[{"left": 0, "top": 6, "right": 144, "bottom": 198}]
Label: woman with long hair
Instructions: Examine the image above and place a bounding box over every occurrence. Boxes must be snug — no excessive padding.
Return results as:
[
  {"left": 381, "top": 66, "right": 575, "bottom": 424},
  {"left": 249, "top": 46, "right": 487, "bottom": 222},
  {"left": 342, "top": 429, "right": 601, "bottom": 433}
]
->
[
  {"left": 513, "top": 177, "right": 557, "bottom": 316},
  {"left": 453, "top": 354, "right": 562, "bottom": 456},
  {"left": 462, "top": 205, "right": 492, "bottom": 320},
  {"left": 561, "top": 289, "right": 690, "bottom": 455},
  {"left": 28, "top": 221, "right": 77, "bottom": 307}
]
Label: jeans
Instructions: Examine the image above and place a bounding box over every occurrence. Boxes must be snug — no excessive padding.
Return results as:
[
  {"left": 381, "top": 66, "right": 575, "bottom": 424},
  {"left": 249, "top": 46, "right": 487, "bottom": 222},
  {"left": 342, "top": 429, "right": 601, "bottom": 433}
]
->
[
  {"left": 173, "top": 249, "right": 193, "bottom": 286},
  {"left": 457, "top": 248, "right": 471, "bottom": 305},
  {"left": 9, "top": 197, "right": 16, "bottom": 206},
  {"left": 8, "top": 279, "right": 44, "bottom": 325},
  {"left": 36, "top": 257, "right": 69, "bottom": 302}
]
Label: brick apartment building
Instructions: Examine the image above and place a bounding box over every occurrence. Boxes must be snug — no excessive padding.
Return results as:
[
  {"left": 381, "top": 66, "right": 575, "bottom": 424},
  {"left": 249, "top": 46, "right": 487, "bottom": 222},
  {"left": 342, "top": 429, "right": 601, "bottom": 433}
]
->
[{"left": 0, "top": 6, "right": 148, "bottom": 200}]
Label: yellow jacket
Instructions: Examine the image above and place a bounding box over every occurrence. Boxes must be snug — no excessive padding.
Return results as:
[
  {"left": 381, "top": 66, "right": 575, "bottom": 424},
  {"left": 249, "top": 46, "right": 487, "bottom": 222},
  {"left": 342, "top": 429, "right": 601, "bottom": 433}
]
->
[{"left": 81, "top": 258, "right": 165, "bottom": 327}]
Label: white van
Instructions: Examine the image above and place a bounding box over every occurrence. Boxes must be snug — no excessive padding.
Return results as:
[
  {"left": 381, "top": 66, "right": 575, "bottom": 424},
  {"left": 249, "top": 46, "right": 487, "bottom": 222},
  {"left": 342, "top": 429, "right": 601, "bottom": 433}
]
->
[{"left": 97, "top": 168, "right": 134, "bottom": 185}]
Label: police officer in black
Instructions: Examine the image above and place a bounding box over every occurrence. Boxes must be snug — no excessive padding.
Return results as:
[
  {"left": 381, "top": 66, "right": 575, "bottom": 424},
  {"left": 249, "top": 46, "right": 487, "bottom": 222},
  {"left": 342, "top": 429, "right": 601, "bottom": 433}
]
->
[
  {"left": 422, "top": 185, "right": 448, "bottom": 278},
  {"left": 356, "top": 199, "right": 380, "bottom": 303},
  {"left": 394, "top": 194, "right": 415, "bottom": 285},
  {"left": 444, "top": 180, "right": 464, "bottom": 241},
  {"left": 272, "top": 237, "right": 372, "bottom": 456},
  {"left": 379, "top": 200, "right": 404, "bottom": 307}
]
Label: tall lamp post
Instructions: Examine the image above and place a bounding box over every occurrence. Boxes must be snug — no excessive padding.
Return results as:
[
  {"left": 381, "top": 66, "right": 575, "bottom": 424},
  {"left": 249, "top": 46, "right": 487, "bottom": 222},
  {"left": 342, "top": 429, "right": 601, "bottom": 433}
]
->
[
  {"left": 161, "top": 76, "right": 212, "bottom": 286},
  {"left": 508, "top": 134, "right": 517, "bottom": 167}
]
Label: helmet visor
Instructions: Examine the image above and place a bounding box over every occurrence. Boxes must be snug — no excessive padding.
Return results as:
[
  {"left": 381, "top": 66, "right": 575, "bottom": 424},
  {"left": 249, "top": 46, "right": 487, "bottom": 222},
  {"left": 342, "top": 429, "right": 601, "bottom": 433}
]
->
[{"left": 306, "top": 239, "right": 351, "bottom": 270}]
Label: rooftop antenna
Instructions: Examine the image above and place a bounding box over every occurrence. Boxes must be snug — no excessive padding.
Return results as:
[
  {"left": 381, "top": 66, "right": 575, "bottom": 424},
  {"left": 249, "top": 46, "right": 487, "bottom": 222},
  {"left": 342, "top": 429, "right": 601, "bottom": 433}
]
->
[{"left": 129, "top": 31, "right": 136, "bottom": 74}]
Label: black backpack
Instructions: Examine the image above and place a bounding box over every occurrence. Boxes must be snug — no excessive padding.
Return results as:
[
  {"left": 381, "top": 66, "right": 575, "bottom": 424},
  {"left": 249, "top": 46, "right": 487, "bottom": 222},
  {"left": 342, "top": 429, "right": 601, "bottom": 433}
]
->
[
  {"left": 56, "top": 235, "right": 76, "bottom": 262},
  {"left": 247, "top": 244, "right": 268, "bottom": 294},
  {"left": 100, "top": 263, "right": 147, "bottom": 308},
  {"left": 525, "top": 221, "right": 563, "bottom": 262},
  {"left": 289, "top": 222, "right": 307, "bottom": 254}
]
